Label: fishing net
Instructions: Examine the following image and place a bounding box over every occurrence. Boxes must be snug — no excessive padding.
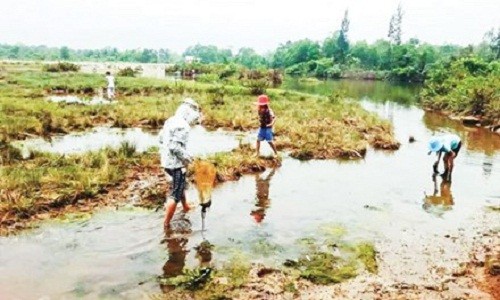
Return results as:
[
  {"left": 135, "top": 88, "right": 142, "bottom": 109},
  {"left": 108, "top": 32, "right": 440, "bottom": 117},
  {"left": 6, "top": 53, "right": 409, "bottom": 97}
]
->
[{"left": 192, "top": 160, "right": 217, "bottom": 209}]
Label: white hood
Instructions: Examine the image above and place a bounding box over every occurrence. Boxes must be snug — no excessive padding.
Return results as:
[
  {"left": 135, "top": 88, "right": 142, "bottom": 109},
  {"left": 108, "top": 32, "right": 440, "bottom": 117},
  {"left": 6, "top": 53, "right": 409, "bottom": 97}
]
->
[{"left": 175, "top": 98, "right": 201, "bottom": 126}]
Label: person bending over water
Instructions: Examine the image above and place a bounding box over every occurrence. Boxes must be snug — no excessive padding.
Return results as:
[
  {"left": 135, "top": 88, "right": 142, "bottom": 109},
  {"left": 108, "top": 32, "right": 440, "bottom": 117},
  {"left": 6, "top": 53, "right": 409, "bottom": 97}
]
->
[{"left": 428, "top": 133, "right": 462, "bottom": 181}]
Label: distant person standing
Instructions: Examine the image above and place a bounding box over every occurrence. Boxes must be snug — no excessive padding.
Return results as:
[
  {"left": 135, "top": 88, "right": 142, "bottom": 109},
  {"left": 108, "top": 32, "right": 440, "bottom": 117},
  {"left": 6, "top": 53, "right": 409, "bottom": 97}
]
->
[
  {"left": 428, "top": 133, "right": 462, "bottom": 181},
  {"left": 105, "top": 71, "right": 115, "bottom": 100},
  {"left": 255, "top": 95, "right": 278, "bottom": 157}
]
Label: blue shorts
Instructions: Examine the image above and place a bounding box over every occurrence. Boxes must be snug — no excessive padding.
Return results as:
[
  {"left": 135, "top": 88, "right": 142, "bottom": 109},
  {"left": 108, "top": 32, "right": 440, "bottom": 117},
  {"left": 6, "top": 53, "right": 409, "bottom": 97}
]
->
[
  {"left": 257, "top": 128, "right": 274, "bottom": 142},
  {"left": 165, "top": 168, "right": 186, "bottom": 203}
]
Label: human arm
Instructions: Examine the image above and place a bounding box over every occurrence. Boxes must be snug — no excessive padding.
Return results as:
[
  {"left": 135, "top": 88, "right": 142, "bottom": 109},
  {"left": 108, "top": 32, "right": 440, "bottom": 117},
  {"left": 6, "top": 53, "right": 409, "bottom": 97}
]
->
[
  {"left": 267, "top": 110, "right": 276, "bottom": 127},
  {"left": 168, "top": 127, "right": 193, "bottom": 165}
]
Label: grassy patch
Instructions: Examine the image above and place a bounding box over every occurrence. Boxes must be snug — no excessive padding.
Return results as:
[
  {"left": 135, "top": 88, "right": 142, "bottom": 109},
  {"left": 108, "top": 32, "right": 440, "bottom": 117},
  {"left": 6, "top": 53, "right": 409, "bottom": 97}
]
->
[
  {"left": 0, "top": 143, "right": 156, "bottom": 232},
  {"left": 201, "top": 144, "right": 281, "bottom": 181},
  {"left": 1, "top": 62, "right": 398, "bottom": 159}
]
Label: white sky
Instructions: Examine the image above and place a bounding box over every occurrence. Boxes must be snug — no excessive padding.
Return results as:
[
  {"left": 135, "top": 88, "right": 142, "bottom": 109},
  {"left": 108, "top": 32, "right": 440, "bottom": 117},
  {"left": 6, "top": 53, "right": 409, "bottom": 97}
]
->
[{"left": 1, "top": 0, "right": 499, "bottom": 54}]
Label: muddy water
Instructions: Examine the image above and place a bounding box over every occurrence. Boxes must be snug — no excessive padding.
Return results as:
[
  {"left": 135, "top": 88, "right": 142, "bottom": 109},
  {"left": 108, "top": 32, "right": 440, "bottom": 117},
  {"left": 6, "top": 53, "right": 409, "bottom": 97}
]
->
[
  {"left": 12, "top": 126, "right": 243, "bottom": 157},
  {"left": 1, "top": 80, "right": 500, "bottom": 298}
]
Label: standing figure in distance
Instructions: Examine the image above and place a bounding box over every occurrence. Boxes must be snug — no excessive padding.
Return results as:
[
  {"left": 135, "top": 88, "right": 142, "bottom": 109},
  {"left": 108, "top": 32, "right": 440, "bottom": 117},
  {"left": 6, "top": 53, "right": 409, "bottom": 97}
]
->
[
  {"left": 255, "top": 94, "right": 278, "bottom": 157},
  {"left": 105, "top": 71, "right": 115, "bottom": 100}
]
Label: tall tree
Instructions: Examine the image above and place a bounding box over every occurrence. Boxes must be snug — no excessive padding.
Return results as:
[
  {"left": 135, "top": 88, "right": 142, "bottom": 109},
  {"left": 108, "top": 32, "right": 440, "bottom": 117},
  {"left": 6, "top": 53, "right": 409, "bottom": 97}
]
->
[
  {"left": 60, "top": 46, "right": 70, "bottom": 60},
  {"left": 484, "top": 27, "right": 500, "bottom": 60},
  {"left": 336, "top": 9, "right": 350, "bottom": 62},
  {"left": 388, "top": 4, "right": 403, "bottom": 45}
]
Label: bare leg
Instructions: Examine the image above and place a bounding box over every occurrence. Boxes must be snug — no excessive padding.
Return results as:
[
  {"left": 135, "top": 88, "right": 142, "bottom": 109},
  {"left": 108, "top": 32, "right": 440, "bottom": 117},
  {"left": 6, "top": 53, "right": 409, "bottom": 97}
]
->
[
  {"left": 164, "top": 198, "right": 177, "bottom": 228},
  {"left": 268, "top": 141, "right": 278, "bottom": 155},
  {"left": 433, "top": 152, "right": 442, "bottom": 173},
  {"left": 256, "top": 140, "right": 261, "bottom": 156},
  {"left": 181, "top": 191, "right": 190, "bottom": 213}
]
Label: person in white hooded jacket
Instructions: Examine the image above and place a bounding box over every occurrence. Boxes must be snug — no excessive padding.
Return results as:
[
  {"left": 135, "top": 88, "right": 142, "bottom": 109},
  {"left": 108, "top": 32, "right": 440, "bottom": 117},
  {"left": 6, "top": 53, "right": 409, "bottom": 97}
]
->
[{"left": 159, "top": 98, "right": 201, "bottom": 228}]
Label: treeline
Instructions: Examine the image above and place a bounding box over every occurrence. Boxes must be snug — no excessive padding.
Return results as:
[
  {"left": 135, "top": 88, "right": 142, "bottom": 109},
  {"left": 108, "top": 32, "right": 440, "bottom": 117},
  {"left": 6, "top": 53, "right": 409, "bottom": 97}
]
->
[
  {"left": 1, "top": 5, "right": 498, "bottom": 83},
  {"left": 0, "top": 45, "right": 178, "bottom": 63}
]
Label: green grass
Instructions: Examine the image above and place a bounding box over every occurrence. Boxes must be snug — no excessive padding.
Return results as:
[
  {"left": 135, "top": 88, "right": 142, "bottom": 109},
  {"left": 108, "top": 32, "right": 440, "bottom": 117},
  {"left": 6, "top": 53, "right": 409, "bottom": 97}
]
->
[
  {"left": 1, "top": 62, "right": 398, "bottom": 159},
  {"left": 0, "top": 144, "right": 156, "bottom": 230}
]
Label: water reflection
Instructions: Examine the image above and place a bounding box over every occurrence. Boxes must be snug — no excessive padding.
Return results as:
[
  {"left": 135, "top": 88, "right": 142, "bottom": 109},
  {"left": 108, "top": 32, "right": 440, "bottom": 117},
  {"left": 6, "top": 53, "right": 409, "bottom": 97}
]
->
[
  {"left": 283, "top": 78, "right": 421, "bottom": 105},
  {"left": 423, "top": 174, "right": 454, "bottom": 216},
  {"left": 250, "top": 168, "right": 276, "bottom": 224},
  {"left": 12, "top": 126, "right": 242, "bottom": 156},
  {"left": 160, "top": 216, "right": 213, "bottom": 292},
  {"left": 423, "top": 112, "right": 500, "bottom": 156}
]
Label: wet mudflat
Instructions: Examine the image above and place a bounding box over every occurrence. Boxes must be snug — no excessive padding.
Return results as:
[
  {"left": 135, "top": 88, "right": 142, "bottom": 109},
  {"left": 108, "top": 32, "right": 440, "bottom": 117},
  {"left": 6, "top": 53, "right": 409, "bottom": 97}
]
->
[{"left": 1, "top": 80, "right": 499, "bottom": 299}]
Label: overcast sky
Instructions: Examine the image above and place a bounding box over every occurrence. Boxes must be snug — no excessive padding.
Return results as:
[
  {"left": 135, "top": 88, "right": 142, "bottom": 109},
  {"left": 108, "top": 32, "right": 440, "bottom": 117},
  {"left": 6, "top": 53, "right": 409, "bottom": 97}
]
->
[{"left": 1, "top": 0, "right": 498, "bottom": 53}]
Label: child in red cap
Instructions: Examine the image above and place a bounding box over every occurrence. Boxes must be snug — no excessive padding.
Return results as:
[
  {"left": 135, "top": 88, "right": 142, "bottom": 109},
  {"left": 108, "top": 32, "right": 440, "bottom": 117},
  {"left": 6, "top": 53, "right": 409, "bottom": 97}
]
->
[{"left": 255, "top": 94, "right": 278, "bottom": 156}]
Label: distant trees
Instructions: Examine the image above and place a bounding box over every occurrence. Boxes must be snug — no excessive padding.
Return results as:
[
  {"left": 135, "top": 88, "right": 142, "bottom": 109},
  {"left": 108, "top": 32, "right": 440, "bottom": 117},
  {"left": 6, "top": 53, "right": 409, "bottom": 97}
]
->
[
  {"left": 234, "top": 47, "right": 266, "bottom": 69},
  {"left": 0, "top": 8, "right": 495, "bottom": 84},
  {"left": 183, "top": 44, "right": 232, "bottom": 63}
]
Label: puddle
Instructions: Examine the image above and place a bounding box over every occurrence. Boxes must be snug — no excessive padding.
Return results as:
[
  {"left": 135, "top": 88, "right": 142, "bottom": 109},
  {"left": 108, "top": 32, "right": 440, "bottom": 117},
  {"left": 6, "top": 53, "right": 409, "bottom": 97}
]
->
[
  {"left": 1, "top": 80, "right": 500, "bottom": 298},
  {"left": 12, "top": 126, "right": 243, "bottom": 157},
  {"left": 48, "top": 95, "right": 115, "bottom": 105}
]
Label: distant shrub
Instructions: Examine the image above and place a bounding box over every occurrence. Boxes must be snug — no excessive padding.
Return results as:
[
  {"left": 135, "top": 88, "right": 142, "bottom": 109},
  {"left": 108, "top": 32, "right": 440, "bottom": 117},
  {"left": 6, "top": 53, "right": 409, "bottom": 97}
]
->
[
  {"left": 43, "top": 62, "right": 80, "bottom": 72},
  {"left": 117, "top": 67, "right": 137, "bottom": 77},
  {"left": 195, "top": 73, "right": 219, "bottom": 83}
]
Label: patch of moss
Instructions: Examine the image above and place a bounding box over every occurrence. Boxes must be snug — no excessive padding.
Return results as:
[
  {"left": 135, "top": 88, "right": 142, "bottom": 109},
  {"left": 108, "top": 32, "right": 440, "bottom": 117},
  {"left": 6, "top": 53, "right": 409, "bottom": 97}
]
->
[
  {"left": 296, "top": 252, "right": 358, "bottom": 284},
  {"left": 355, "top": 242, "right": 378, "bottom": 273}
]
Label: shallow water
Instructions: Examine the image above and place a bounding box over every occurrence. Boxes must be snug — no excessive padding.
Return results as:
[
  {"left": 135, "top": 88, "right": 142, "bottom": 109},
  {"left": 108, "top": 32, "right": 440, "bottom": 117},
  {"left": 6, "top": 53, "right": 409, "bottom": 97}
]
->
[
  {"left": 12, "top": 126, "right": 243, "bottom": 157},
  {"left": 1, "top": 80, "right": 499, "bottom": 298}
]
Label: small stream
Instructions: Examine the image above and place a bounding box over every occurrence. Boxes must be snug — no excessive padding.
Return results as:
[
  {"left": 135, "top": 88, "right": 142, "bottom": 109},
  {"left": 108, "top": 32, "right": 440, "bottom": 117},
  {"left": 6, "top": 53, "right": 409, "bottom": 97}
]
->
[{"left": 1, "top": 80, "right": 499, "bottom": 299}]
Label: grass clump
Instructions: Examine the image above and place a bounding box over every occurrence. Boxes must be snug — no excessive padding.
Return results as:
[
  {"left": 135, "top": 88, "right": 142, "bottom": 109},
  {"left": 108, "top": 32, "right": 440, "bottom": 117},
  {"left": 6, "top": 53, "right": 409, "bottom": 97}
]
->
[{"left": 202, "top": 144, "right": 281, "bottom": 181}]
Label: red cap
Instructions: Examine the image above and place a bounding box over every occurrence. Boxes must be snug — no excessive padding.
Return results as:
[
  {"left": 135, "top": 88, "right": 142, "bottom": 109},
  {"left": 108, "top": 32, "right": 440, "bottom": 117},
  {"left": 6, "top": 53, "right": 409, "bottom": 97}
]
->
[{"left": 255, "top": 94, "right": 270, "bottom": 106}]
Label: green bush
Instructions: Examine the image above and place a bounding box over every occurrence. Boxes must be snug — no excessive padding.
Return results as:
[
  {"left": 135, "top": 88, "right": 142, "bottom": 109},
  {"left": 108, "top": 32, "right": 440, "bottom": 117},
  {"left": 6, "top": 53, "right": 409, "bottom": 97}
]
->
[
  {"left": 117, "top": 67, "right": 138, "bottom": 77},
  {"left": 421, "top": 55, "right": 500, "bottom": 120},
  {"left": 42, "top": 62, "right": 80, "bottom": 72}
]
